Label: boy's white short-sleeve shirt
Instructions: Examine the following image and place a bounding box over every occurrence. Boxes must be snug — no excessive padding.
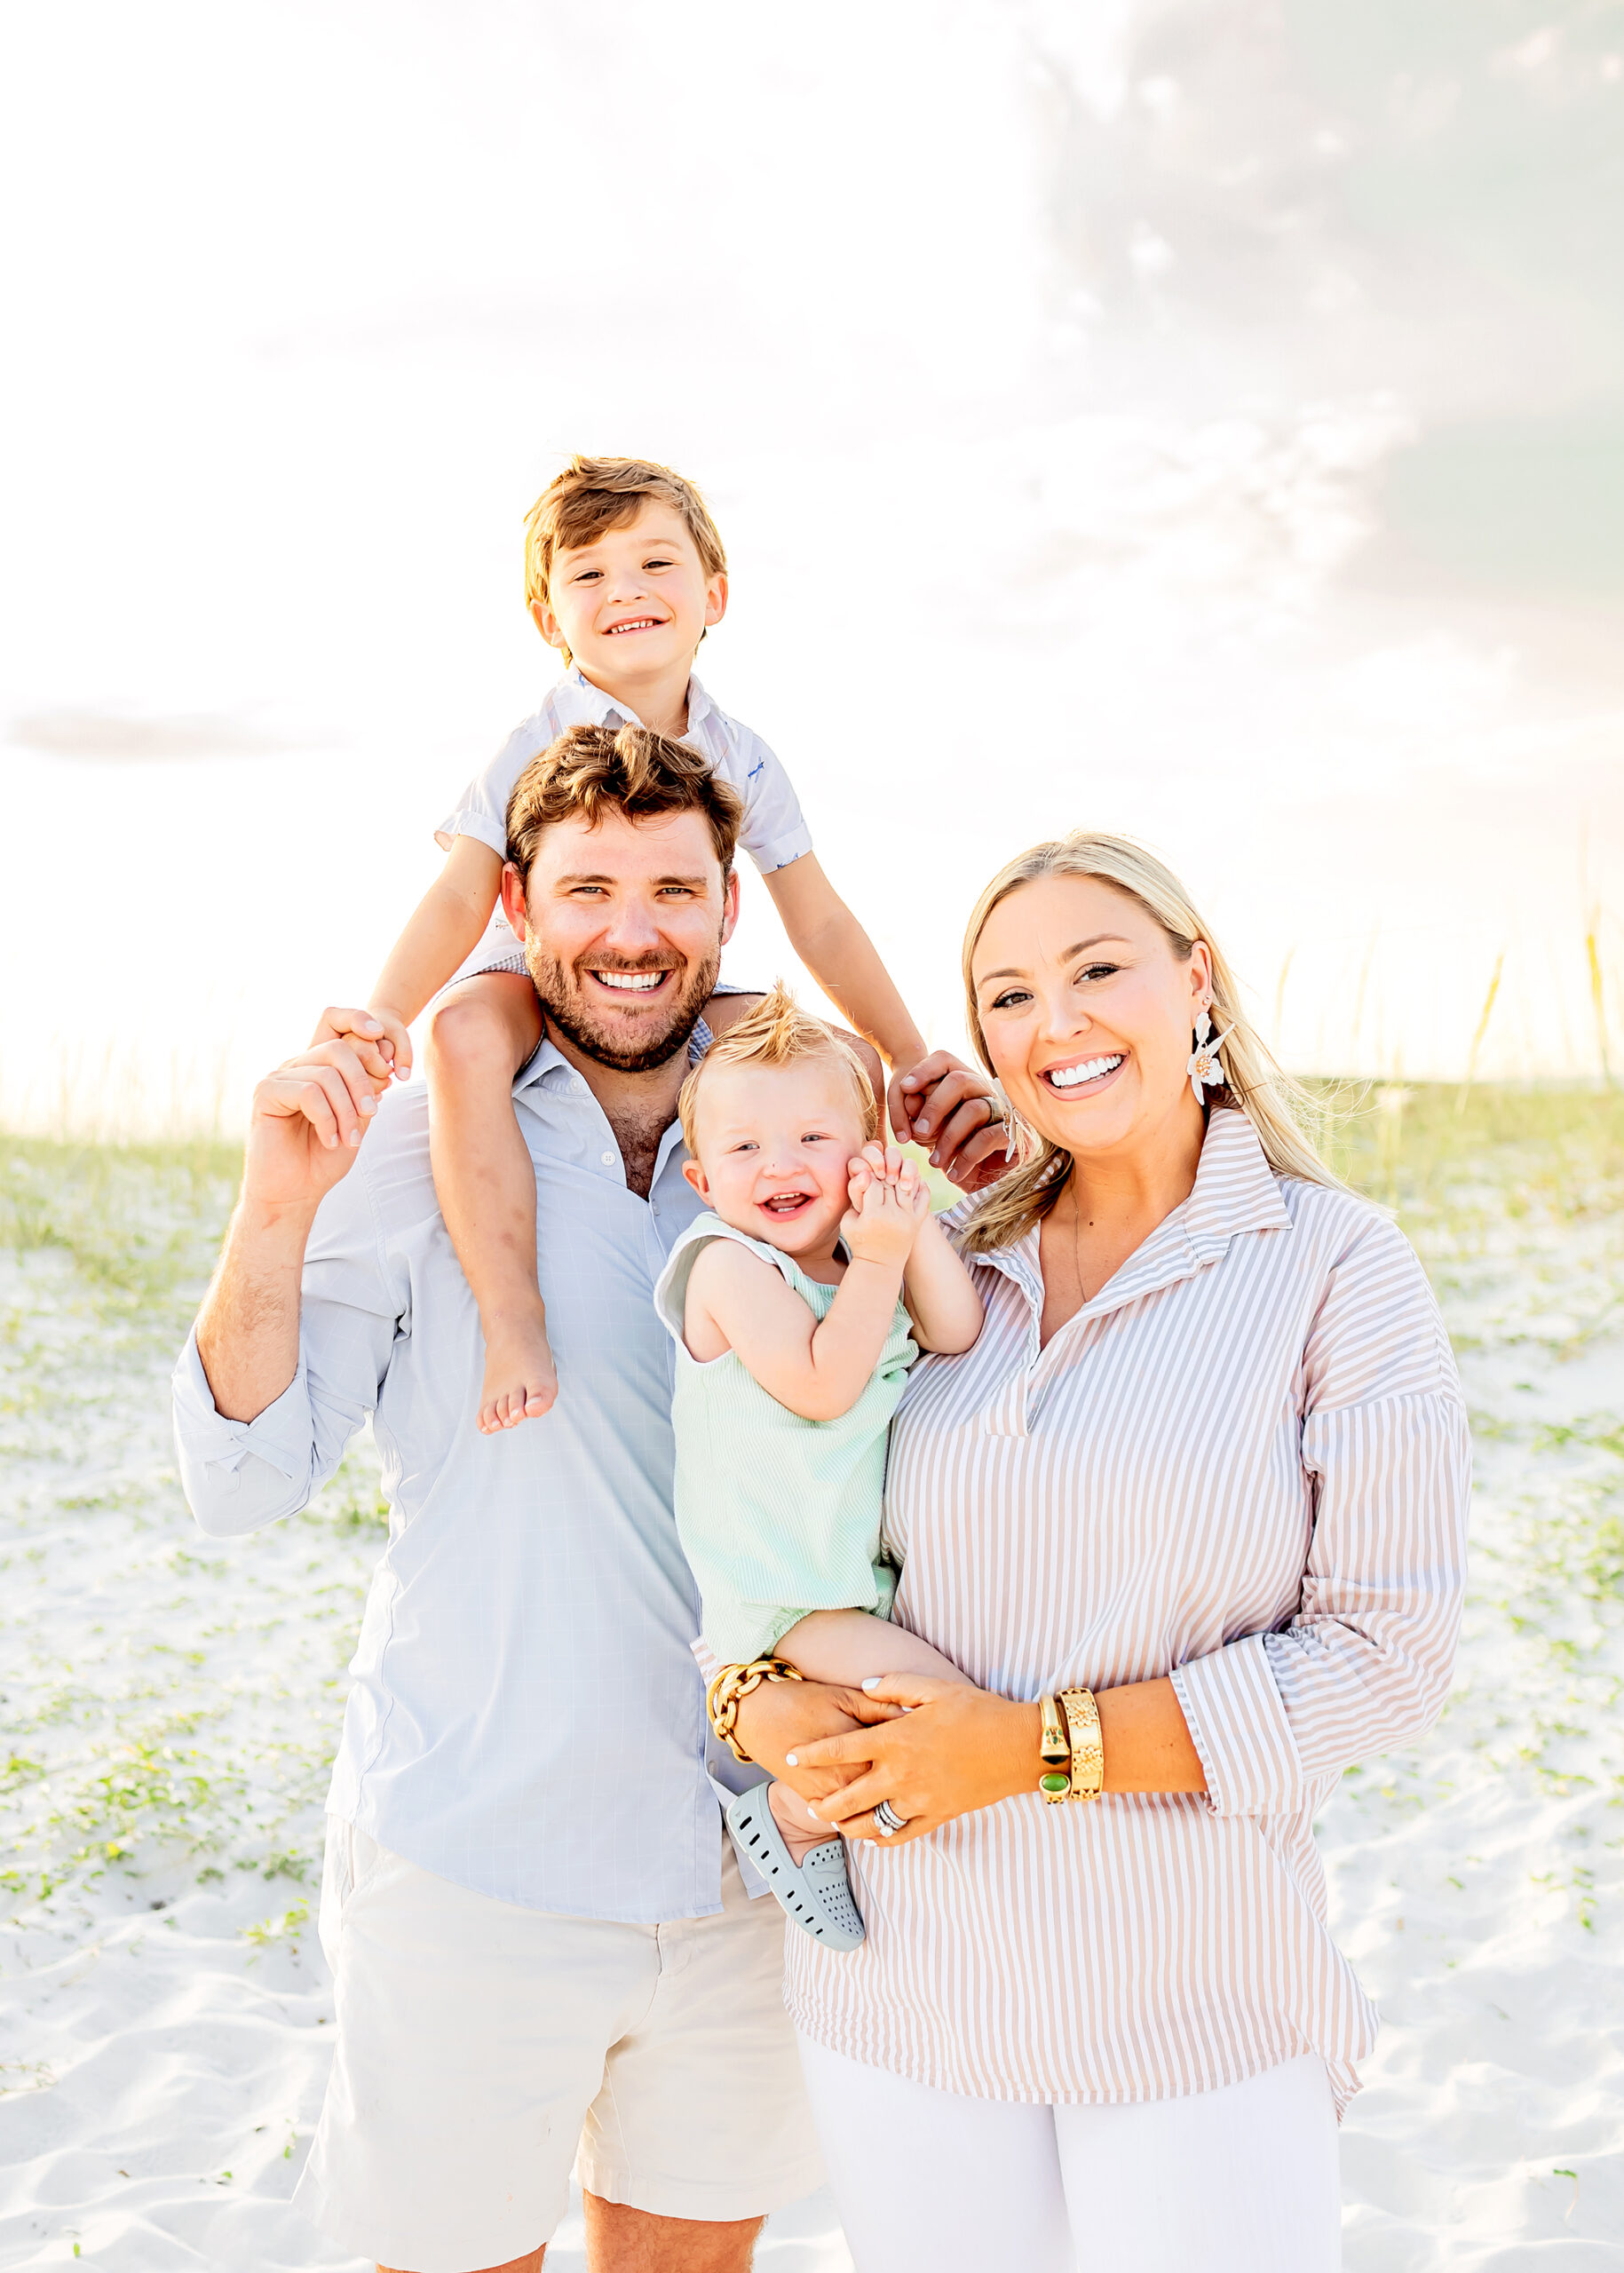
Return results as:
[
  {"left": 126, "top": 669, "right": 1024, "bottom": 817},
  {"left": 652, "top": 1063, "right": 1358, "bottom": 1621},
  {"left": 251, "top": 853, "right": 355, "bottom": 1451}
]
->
[{"left": 437, "top": 665, "right": 812, "bottom": 877}]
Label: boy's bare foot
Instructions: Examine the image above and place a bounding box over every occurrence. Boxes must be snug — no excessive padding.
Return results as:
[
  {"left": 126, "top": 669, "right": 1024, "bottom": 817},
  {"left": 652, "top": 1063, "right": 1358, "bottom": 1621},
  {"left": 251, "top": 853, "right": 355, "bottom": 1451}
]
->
[
  {"left": 767, "top": 1776, "right": 834, "bottom": 1865},
  {"left": 478, "top": 1318, "right": 559, "bottom": 1434}
]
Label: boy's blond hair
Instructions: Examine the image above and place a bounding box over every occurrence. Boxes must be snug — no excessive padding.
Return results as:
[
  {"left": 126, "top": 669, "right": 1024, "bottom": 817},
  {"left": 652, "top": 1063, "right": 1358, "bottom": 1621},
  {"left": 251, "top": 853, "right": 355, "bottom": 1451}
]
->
[
  {"left": 679, "top": 983, "right": 879, "bottom": 1160},
  {"left": 524, "top": 455, "right": 727, "bottom": 661}
]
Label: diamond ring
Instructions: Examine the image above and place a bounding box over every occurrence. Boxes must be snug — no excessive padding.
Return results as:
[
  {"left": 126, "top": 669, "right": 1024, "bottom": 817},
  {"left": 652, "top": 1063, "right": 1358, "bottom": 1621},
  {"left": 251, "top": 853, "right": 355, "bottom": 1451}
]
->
[{"left": 874, "top": 1799, "right": 907, "bottom": 1835}]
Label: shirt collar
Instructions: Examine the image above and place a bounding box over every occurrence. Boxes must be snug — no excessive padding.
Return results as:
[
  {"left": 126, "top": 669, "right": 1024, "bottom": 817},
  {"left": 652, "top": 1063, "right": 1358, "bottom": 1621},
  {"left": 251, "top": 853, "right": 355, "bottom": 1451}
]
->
[
  {"left": 513, "top": 1035, "right": 582, "bottom": 1102},
  {"left": 1177, "top": 1105, "right": 1294, "bottom": 1249},
  {"left": 564, "top": 662, "right": 711, "bottom": 736},
  {"left": 512, "top": 1024, "right": 714, "bottom": 1106},
  {"left": 965, "top": 1107, "right": 1292, "bottom": 1321}
]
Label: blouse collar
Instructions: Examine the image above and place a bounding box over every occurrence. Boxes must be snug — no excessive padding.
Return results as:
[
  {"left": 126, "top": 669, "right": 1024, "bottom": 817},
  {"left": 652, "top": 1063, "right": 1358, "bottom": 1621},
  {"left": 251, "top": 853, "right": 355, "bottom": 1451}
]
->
[{"left": 960, "top": 1108, "right": 1293, "bottom": 1326}]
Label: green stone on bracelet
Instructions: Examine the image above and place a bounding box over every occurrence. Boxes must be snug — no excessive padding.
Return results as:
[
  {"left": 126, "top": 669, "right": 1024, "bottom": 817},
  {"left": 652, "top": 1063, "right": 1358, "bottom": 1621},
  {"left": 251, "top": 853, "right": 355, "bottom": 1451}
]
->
[{"left": 1039, "top": 1770, "right": 1071, "bottom": 1797}]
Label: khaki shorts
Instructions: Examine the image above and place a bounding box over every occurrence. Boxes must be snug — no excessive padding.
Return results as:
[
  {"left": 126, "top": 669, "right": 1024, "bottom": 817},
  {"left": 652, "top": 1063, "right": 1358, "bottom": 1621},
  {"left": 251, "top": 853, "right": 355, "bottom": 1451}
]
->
[{"left": 295, "top": 1819, "right": 821, "bottom": 2273}]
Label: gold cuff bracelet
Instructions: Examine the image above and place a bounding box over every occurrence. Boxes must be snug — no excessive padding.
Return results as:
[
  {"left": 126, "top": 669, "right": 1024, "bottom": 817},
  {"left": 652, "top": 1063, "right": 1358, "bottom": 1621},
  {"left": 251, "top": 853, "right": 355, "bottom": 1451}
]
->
[{"left": 1058, "top": 1686, "right": 1105, "bottom": 1803}]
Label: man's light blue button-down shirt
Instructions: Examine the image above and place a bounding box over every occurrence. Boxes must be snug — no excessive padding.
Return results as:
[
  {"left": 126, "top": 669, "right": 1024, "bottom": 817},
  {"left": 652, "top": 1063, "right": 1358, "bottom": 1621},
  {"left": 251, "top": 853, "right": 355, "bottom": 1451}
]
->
[{"left": 171, "top": 1040, "right": 752, "bottom": 1923}]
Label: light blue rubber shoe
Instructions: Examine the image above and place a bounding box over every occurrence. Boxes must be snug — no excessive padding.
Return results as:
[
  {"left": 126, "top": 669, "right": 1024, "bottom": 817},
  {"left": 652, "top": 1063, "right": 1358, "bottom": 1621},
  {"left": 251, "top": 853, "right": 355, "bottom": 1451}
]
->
[{"left": 725, "top": 1779, "right": 866, "bottom": 1951}]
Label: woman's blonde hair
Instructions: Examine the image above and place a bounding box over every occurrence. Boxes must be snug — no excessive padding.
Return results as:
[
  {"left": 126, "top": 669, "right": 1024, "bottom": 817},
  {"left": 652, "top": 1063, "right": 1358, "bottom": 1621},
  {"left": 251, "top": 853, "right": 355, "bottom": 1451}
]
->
[
  {"left": 678, "top": 981, "right": 878, "bottom": 1160},
  {"left": 957, "top": 833, "right": 1338, "bottom": 1255}
]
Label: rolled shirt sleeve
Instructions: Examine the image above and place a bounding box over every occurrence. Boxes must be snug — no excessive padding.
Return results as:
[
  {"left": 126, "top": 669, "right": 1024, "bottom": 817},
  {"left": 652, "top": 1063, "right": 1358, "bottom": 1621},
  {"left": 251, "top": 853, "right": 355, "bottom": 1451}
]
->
[
  {"left": 731, "top": 730, "right": 812, "bottom": 876},
  {"left": 1169, "top": 1213, "right": 1472, "bottom": 1818},
  {"left": 435, "top": 719, "right": 543, "bottom": 856},
  {"left": 170, "top": 1163, "right": 405, "bottom": 1539}
]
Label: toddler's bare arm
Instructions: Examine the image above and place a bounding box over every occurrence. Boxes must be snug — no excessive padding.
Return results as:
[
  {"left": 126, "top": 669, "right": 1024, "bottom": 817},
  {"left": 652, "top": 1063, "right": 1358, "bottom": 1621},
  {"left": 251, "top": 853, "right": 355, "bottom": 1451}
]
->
[
  {"left": 685, "top": 1231, "right": 906, "bottom": 1422},
  {"left": 776, "top": 1607, "right": 969, "bottom": 1690},
  {"left": 901, "top": 1210, "right": 984, "bottom": 1354}
]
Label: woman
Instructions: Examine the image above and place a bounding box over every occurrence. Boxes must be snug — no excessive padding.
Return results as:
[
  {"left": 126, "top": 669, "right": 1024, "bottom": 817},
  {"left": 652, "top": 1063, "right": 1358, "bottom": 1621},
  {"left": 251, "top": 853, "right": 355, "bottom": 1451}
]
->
[{"left": 733, "top": 834, "right": 1470, "bottom": 2273}]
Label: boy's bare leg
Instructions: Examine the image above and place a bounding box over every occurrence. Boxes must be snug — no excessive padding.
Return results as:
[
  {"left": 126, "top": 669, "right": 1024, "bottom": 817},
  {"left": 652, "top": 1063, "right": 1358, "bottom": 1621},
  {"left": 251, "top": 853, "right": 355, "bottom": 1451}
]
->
[
  {"left": 766, "top": 1610, "right": 966, "bottom": 1862},
  {"left": 424, "top": 972, "right": 552, "bottom": 1434}
]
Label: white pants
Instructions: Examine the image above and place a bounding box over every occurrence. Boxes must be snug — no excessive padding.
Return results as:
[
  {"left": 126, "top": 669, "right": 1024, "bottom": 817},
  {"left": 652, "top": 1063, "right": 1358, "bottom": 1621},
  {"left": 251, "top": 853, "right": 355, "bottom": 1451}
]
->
[{"left": 798, "top": 2035, "right": 1342, "bottom": 2273}]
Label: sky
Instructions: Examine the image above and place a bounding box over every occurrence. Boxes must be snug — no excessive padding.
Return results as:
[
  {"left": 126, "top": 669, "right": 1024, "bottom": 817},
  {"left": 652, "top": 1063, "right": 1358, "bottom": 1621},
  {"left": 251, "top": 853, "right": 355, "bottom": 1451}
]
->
[{"left": 2, "top": 0, "right": 1621, "bottom": 1133}]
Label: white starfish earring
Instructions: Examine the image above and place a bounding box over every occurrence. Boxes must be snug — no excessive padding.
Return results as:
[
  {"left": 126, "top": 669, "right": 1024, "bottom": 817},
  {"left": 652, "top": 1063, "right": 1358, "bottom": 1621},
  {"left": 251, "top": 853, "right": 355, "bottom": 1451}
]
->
[{"left": 1186, "top": 1005, "right": 1235, "bottom": 1104}]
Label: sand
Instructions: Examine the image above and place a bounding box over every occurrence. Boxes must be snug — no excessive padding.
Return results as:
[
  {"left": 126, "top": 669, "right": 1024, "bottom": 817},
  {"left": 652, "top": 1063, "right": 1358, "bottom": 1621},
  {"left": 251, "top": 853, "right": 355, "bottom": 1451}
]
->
[{"left": 1, "top": 1113, "right": 1620, "bottom": 2269}]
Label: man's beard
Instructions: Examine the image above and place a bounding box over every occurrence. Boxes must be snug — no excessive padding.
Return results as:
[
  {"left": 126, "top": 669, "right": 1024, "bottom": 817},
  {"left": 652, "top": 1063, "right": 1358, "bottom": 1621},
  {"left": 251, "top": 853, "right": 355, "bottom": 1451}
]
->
[{"left": 523, "top": 938, "right": 722, "bottom": 1074}]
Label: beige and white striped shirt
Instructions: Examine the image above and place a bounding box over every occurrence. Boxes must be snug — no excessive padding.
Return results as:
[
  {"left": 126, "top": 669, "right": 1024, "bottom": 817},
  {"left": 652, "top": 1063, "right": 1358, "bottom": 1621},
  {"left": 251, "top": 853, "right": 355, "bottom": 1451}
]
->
[{"left": 785, "top": 1109, "right": 1470, "bottom": 2115}]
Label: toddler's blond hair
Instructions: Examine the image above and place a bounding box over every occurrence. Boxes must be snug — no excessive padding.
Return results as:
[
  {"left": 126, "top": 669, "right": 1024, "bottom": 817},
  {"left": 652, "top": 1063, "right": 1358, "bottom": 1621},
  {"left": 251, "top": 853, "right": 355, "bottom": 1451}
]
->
[{"left": 679, "top": 984, "right": 879, "bottom": 1160}]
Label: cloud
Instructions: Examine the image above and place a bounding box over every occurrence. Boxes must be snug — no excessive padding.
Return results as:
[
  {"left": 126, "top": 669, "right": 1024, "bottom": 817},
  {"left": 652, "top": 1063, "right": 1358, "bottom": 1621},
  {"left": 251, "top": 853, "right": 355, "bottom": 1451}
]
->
[
  {"left": 1017, "top": 0, "right": 1624, "bottom": 424},
  {"left": 6, "top": 710, "right": 291, "bottom": 762}
]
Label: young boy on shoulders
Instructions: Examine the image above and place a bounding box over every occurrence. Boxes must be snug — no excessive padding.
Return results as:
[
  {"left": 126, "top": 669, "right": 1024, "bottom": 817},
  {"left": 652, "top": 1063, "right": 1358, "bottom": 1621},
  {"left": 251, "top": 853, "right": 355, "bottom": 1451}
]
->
[{"left": 320, "top": 455, "right": 968, "bottom": 1434}]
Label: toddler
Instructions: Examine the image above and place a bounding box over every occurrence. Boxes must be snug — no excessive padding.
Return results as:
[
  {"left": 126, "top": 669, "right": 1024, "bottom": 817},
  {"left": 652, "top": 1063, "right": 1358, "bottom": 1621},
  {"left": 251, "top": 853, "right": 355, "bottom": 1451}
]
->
[
  {"left": 325, "top": 455, "right": 929, "bottom": 1434},
  {"left": 654, "top": 986, "right": 984, "bottom": 1950}
]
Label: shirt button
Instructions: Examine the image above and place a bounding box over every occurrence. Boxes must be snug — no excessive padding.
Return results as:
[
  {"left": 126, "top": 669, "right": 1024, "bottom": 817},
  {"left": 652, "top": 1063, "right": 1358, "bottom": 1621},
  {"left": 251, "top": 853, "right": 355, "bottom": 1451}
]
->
[
  {"left": 573, "top": 1078, "right": 586, "bottom": 1094},
  {"left": 601, "top": 1151, "right": 615, "bottom": 1167}
]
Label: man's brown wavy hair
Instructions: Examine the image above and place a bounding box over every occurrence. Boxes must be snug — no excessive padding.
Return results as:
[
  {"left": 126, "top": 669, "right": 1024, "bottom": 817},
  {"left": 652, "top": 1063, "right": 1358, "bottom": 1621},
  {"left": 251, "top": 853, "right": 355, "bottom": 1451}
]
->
[{"left": 504, "top": 722, "right": 742, "bottom": 884}]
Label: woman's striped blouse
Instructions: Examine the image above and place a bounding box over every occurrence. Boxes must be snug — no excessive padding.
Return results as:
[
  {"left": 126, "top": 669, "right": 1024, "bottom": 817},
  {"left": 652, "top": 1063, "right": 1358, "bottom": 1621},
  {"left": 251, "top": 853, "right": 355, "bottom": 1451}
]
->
[{"left": 784, "top": 1108, "right": 1471, "bottom": 2116}]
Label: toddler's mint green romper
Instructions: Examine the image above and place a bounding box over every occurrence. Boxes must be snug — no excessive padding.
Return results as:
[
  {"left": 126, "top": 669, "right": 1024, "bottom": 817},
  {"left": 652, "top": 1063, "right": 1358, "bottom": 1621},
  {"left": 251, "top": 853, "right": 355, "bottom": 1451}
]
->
[{"left": 653, "top": 1214, "right": 917, "bottom": 1666}]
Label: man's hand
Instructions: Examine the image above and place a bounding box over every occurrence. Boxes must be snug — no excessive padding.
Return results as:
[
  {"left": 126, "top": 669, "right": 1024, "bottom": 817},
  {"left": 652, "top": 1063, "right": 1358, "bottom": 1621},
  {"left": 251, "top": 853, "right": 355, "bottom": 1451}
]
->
[
  {"left": 242, "top": 1034, "right": 396, "bottom": 1220},
  {"left": 891, "top": 1051, "right": 1012, "bottom": 1191},
  {"left": 196, "top": 1029, "right": 395, "bottom": 1426}
]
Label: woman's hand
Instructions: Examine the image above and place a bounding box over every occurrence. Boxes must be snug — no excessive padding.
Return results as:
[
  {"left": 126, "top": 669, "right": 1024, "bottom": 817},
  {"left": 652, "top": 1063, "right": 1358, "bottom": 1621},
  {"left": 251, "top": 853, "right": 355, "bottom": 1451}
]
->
[
  {"left": 731, "top": 1677, "right": 905, "bottom": 1818},
  {"left": 791, "top": 1675, "right": 1042, "bottom": 1847}
]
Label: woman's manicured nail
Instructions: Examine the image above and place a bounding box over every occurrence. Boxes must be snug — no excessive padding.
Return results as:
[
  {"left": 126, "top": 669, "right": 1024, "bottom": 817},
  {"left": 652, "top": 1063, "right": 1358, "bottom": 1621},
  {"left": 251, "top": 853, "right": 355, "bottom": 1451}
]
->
[
  {"left": 861, "top": 1678, "right": 882, "bottom": 1691},
  {"left": 785, "top": 1753, "right": 798, "bottom": 1767}
]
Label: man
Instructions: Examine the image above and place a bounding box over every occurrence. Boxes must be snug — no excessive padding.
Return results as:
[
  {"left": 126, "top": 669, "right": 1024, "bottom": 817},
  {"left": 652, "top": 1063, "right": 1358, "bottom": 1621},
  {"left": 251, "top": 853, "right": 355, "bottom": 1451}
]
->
[{"left": 173, "top": 723, "right": 999, "bottom": 2273}]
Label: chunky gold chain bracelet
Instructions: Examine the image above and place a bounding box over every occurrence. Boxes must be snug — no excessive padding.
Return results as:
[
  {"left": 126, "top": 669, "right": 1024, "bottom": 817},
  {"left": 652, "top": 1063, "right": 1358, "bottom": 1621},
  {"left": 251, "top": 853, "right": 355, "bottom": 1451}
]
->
[
  {"left": 706, "top": 1658, "right": 805, "bottom": 1762},
  {"left": 1058, "top": 1686, "right": 1105, "bottom": 1802}
]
